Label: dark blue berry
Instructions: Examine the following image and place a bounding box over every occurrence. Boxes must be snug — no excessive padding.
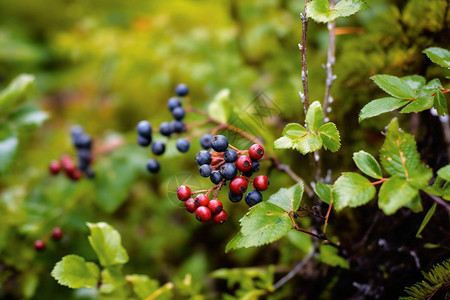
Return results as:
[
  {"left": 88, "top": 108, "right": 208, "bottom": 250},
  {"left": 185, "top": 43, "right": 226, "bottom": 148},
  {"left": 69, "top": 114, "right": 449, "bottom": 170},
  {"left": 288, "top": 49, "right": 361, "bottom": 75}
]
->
[
  {"left": 245, "top": 190, "right": 263, "bottom": 207},
  {"left": 200, "top": 134, "right": 213, "bottom": 149},
  {"left": 196, "top": 150, "right": 212, "bottom": 165},
  {"left": 171, "top": 120, "right": 185, "bottom": 133},
  {"left": 77, "top": 149, "right": 91, "bottom": 171},
  {"left": 172, "top": 107, "right": 185, "bottom": 121},
  {"left": 199, "top": 164, "right": 212, "bottom": 177},
  {"left": 211, "top": 135, "right": 228, "bottom": 152},
  {"left": 176, "top": 138, "right": 190, "bottom": 153},
  {"left": 71, "top": 126, "right": 84, "bottom": 140},
  {"left": 242, "top": 171, "right": 253, "bottom": 178},
  {"left": 210, "top": 171, "right": 222, "bottom": 184},
  {"left": 228, "top": 191, "right": 243, "bottom": 203},
  {"left": 147, "top": 159, "right": 160, "bottom": 173},
  {"left": 223, "top": 149, "right": 238, "bottom": 162},
  {"left": 175, "top": 83, "right": 189, "bottom": 97},
  {"left": 136, "top": 121, "right": 152, "bottom": 138},
  {"left": 220, "top": 163, "right": 237, "bottom": 180},
  {"left": 251, "top": 160, "right": 260, "bottom": 172},
  {"left": 167, "top": 97, "right": 181, "bottom": 111},
  {"left": 159, "top": 122, "right": 173, "bottom": 137},
  {"left": 152, "top": 141, "right": 165, "bottom": 155},
  {"left": 84, "top": 168, "right": 95, "bottom": 179},
  {"left": 74, "top": 134, "right": 92, "bottom": 149},
  {"left": 137, "top": 135, "right": 151, "bottom": 147}
]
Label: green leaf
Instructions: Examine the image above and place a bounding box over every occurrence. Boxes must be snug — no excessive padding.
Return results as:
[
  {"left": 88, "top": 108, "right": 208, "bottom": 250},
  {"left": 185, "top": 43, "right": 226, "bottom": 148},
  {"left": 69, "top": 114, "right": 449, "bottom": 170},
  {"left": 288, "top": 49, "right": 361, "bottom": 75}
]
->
[
  {"left": 378, "top": 175, "right": 419, "bottom": 215},
  {"left": 314, "top": 181, "right": 332, "bottom": 205},
  {"left": 352, "top": 150, "right": 382, "bottom": 179},
  {"left": 274, "top": 123, "right": 322, "bottom": 154},
  {"left": 307, "top": 0, "right": 369, "bottom": 23},
  {"left": 0, "top": 74, "right": 35, "bottom": 117},
  {"left": 400, "top": 94, "right": 433, "bottom": 113},
  {"left": 416, "top": 203, "right": 437, "bottom": 238},
  {"left": 126, "top": 275, "right": 159, "bottom": 299},
  {"left": 433, "top": 90, "right": 448, "bottom": 116},
  {"left": 0, "top": 130, "right": 19, "bottom": 173},
  {"left": 408, "top": 163, "right": 432, "bottom": 189},
  {"left": 401, "top": 75, "right": 426, "bottom": 91},
  {"left": 51, "top": 255, "right": 100, "bottom": 289},
  {"left": 87, "top": 222, "right": 129, "bottom": 267},
  {"left": 359, "top": 97, "right": 410, "bottom": 122},
  {"left": 282, "top": 123, "right": 308, "bottom": 138},
  {"left": 422, "top": 78, "right": 444, "bottom": 93},
  {"left": 318, "top": 122, "right": 340, "bottom": 152},
  {"left": 8, "top": 105, "right": 49, "bottom": 128},
  {"left": 437, "top": 165, "right": 450, "bottom": 181},
  {"left": 208, "top": 89, "right": 231, "bottom": 124},
  {"left": 333, "top": 172, "right": 376, "bottom": 211},
  {"left": 99, "top": 266, "right": 127, "bottom": 296},
  {"left": 371, "top": 75, "right": 416, "bottom": 99},
  {"left": 287, "top": 230, "right": 313, "bottom": 254},
  {"left": 317, "top": 245, "right": 349, "bottom": 269},
  {"left": 267, "top": 182, "right": 304, "bottom": 212},
  {"left": 423, "top": 47, "right": 450, "bottom": 68},
  {"left": 306, "top": 101, "right": 323, "bottom": 132}
]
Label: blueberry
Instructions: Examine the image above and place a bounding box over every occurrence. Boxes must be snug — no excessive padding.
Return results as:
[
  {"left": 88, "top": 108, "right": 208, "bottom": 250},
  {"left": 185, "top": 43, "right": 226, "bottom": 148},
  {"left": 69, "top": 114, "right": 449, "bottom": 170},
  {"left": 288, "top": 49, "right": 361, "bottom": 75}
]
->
[
  {"left": 199, "top": 164, "right": 212, "bottom": 177},
  {"left": 71, "top": 125, "right": 84, "bottom": 140},
  {"left": 200, "top": 134, "right": 213, "bottom": 149},
  {"left": 210, "top": 171, "right": 222, "bottom": 184},
  {"left": 77, "top": 149, "right": 91, "bottom": 171},
  {"left": 137, "top": 135, "right": 151, "bottom": 147},
  {"left": 211, "top": 135, "right": 228, "bottom": 152},
  {"left": 175, "top": 83, "right": 189, "bottom": 97},
  {"left": 74, "top": 134, "right": 92, "bottom": 149},
  {"left": 220, "top": 163, "right": 237, "bottom": 180},
  {"left": 172, "top": 107, "right": 185, "bottom": 121},
  {"left": 159, "top": 122, "right": 173, "bottom": 137},
  {"left": 251, "top": 160, "right": 260, "bottom": 172},
  {"left": 147, "top": 159, "right": 160, "bottom": 173},
  {"left": 176, "top": 138, "right": 190, "bottom": 153},
  {"left": 242, "top": 171, "right": 253, "bottom": 178},
  {"left": 245, "top": 190, "right": 263, "bottom": 207},
  {"left": 167, "top": 97, "right": 181, "bottom": 111},
  {"left": 152, "top": 141, "right": 165, "bottom": 155},
  {"left": 171, "top": 120, "right": 185, "bottom": 133},
  {"left": 223, "top": 149, "right": 238, "bottom": 162},
  {"left": 136, "top": 120, "right": 152, "bottom": 138},
  {"left": 228, "top": 191, "right": 243, "bottom": 203},
  {"left": 196, "top": 150, "right": 212, "bottom": 165}
]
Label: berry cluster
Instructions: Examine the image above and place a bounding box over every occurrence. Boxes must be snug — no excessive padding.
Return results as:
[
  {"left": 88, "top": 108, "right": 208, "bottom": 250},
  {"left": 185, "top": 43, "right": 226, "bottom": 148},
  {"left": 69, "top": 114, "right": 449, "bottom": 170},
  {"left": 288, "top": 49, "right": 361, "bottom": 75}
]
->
[
  {"left": 136, "top": 83, "right": 191, "bottom": 173},
  {"left": 34, "top": 227, "right": 63, "bottom": 252}
]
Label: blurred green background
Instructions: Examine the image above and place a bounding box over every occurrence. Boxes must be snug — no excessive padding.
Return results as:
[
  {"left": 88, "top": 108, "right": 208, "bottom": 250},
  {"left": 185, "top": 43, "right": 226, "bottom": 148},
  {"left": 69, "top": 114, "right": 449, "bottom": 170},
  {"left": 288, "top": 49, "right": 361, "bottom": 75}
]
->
[{"left": 0, "top": 0, "right": 448, "bottom": 299}]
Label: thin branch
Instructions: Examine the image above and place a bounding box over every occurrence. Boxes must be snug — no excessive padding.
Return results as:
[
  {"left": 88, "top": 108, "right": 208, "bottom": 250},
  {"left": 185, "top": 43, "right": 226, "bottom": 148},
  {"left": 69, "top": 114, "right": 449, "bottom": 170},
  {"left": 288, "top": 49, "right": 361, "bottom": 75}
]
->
[
  {"left": 272, "top": 248, "right": 315, "bottom": 291},
  {"left": 299, "top": 0, "right": 313, "bottom": 114},
  {"left": 424, "top": 191, "right": 450, "bottom": 213},
  {"left": 323, "top": 0, "right": 336, "bottom": 121}
]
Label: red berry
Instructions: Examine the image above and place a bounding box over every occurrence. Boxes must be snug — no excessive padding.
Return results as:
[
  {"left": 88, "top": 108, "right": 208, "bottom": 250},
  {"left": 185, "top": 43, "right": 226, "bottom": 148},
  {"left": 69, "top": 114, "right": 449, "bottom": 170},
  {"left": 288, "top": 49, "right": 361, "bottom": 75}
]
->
[
  {"left": 194, "top": 194, "right": 210, "bottom": 207},
  {"left": 249, "top": 144, "right": 264, "bottom": 160},
  {"left": 235, "top": 155, "right": 252, "bottom": 172},
  {"left": 195, "top": 206, "right": 212, "bottom": 222},
  {"left": 34, "top": 240, "right": 46, "bottom": 252},
  {"left": 185, "top": 198, "right": 197, "bottom": 213},
  {"left": 69, "top": 169, "right": 82, "bottom": 181},
  {"left": 51, "top": 227, "right": 63, "bottom": 241},
  {"left": 253, "top": 175, "right": 269, "bottom": 191},
  {"left": 49, "top": 160, "right": 61, "bottom": 175},
  {"left": 212, "top": 210, "right": 227, "bottom": 224},
  {"left": 229, "top": 176, "right": 249, "bottom": 195},
  {"left": 177, "top": 185, "right": 192, "bottom": 201},
  {"left": 208, "top": 199, "right": 223, "bottom": 214}
]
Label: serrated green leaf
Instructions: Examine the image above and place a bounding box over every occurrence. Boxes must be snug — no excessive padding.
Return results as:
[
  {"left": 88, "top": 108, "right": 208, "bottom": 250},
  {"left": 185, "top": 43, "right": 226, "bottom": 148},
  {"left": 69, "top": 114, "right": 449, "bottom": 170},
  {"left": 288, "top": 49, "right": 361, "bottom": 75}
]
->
[
  {"left": 87, "top": 222, "right": 129, "bottom": 267},
  {"left": 306, "top": 101, "right": 323, "bottom": 132},
  {"left": 433, "top": 91, "right": 448, "bottom": 116},
  {"left": 359, "top": 97, "right": 410, "bottom": 122},
  {"left": 405, "top": 194, "right": 423, "bottom": 213},
  {"left": 422, "top": 78, "right": 444, "bottom": 93},
  {"left": 0, "top": 74, "right": 35, "bottom": 117},
  {"left": 267, "top": 182, "right": 304, "bottom": 212},
  {"left": 318, "top": 122, "right": 340, "bottom": 152},
  {"left": 225, "top": 232, "right": 245, "bottom": 253},
  {"left": 333, "top": 172, "right": 376, "bottom": 211},
  {"left": 378, "top": 175, "right": 419, "bottom": 215},
  {"left": 371, "top": 75, "right": 416, "bottom": 99},
  {"left": 423, "top": 47, "right": 450, "bottom": 68},
  {"left": 287, "top": 230, "right": 313, "bottom": 254},
  {"left": 274, "top": 123, "right": 322, "bottom": 154},
  {"left": 416, "top": 203, "right": 437, "bottom": 238},
  {"left": 437, "top": 165, "right": 450, "bottom": 181},
  {"left": 8, "top": 105, "right": 49, "bottom": 127},
  {"left": 208, "top": 89, "right": 231, "bottom": 124},
  {"left": 99, "top": 266, "right": 127, "bottom": 297},
  {"left": 282, "top": 123, "right": 308, "bottom": 137},
  {"left": 408, "top": 163, "right": 432, "bottom": 189},
  {"left": 51, "top": 255, "right": 100, "bottom": 289},
  {"left": 317, "top": 245, "right": 349, "bottom": 269},
  {"left": 400, "top": 94, "right": 433, "bottom": 113},
  {"left": 314, "top": 181, "right": 332, "bottom": 205},
  {"left": 0, "top": 130, "right": 19, "bottom": 173},
  {"left": 353, "top": 150, "right": 382, "bottom": 179},
  {"left": 401, "top": 75, "right": 426, "bottom": 91},
  {"left": 307, "top": 0, "right": 369, "bottom": 23}
]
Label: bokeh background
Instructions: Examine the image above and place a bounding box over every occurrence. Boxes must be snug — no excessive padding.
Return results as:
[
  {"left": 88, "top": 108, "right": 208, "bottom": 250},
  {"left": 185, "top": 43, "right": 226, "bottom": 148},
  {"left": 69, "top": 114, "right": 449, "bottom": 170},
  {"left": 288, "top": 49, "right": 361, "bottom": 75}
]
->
[{"left": 0, "top": 0, "right": 449, "bottom": 299}]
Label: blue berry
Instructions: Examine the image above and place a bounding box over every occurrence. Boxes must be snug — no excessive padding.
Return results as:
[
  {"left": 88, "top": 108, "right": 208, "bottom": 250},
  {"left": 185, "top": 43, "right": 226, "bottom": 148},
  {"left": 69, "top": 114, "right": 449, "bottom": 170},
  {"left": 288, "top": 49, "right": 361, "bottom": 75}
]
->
[
  {"left": 137, "top": 135, "right": 151, "bottom": 147},
  {"left": 199, "top": 164, "right": 211, "bottom": 177},
  {"left": 172, "top": 107, "right": 185, "bottom": 121},
  {"left": 242, "top": 170, "right": 253, "bottom": 178},
  {"left": 228, "top": 192, "right": 243, "bottom": 203},
  {"left": 77, "top": 149, "right": 91, "bottom": 171},
  {"left": 167, "top": 97, "right": 181, "bottom": 111},
  {"left": 211, "top": 135, "right": 228, "bottom": 152},
  {"left": 136, "top": 120, "right": 152, "bottom": 138},
  {"left": 210, "top": 171, "right": 222, "bottom": 184},
  {"left": 245, "top": 190, "right": 263, "bottom": 207},
  {"left": 84, "top": 168, "right": 95, "bottom": 178},
  {"left": 71, "top": 125, "right": 84, "bottom": 140},
  {"left": 175, "top": 83, "right": 189, "bottom": 97},
  {"left": 159, "top": 122, "right": 173, "bottom": 137},
  {"left": 251, "top": 160, "right": 260, "bottom": 172},
  {"left": 220, "top": 163, "right": 237, "bottom": 180},
  {"left": 147, "top": 159, "right": 160, "bottom": 173},
  {"left": 176, "top": 138, "right": 190, "bottom": 153},
  {"left": 200, "top": 134, "right": 213, "bottom": 149},
  {"left": 74, "top": 134, "right": 92, "bottom": 149},
  {"left": 152, "top": 141, "right": 165, "bottom": 155},
  {"left": 196, "top": 150, "right": 212, "bottom": 165},
  {"left": 171, "top": 120, "right": 185, "bottom": 133},
  {"left": 223, "top": 149, "right": 238, "bottom": 162}
]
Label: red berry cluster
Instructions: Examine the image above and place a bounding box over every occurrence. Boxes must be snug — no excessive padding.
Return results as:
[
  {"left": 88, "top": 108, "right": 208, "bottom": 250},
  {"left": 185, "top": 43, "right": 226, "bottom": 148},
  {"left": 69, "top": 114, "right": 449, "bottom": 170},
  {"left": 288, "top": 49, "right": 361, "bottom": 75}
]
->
[
  {"left": 49, "top": 155, "right": 83, "bottom": 181},
  {"left": 34, "top": 227, "right": 63, "bottom": 252}
]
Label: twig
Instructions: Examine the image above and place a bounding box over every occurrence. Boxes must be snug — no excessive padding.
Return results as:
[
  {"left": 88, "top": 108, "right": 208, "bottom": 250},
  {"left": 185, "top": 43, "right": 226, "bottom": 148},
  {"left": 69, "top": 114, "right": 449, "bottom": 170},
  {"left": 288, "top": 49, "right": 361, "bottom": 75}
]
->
[
  {"left": 272, "top": 248, "right": 315, "bottom": 291},
  {"left": 299, "top": 0, "right": 313, "bottom": 114},
  {"left": 424, "top": 191, "right": 450, "bottom": 213},
  {"left": 323, "top": 0, "right": 336, "bottom": 121}
]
